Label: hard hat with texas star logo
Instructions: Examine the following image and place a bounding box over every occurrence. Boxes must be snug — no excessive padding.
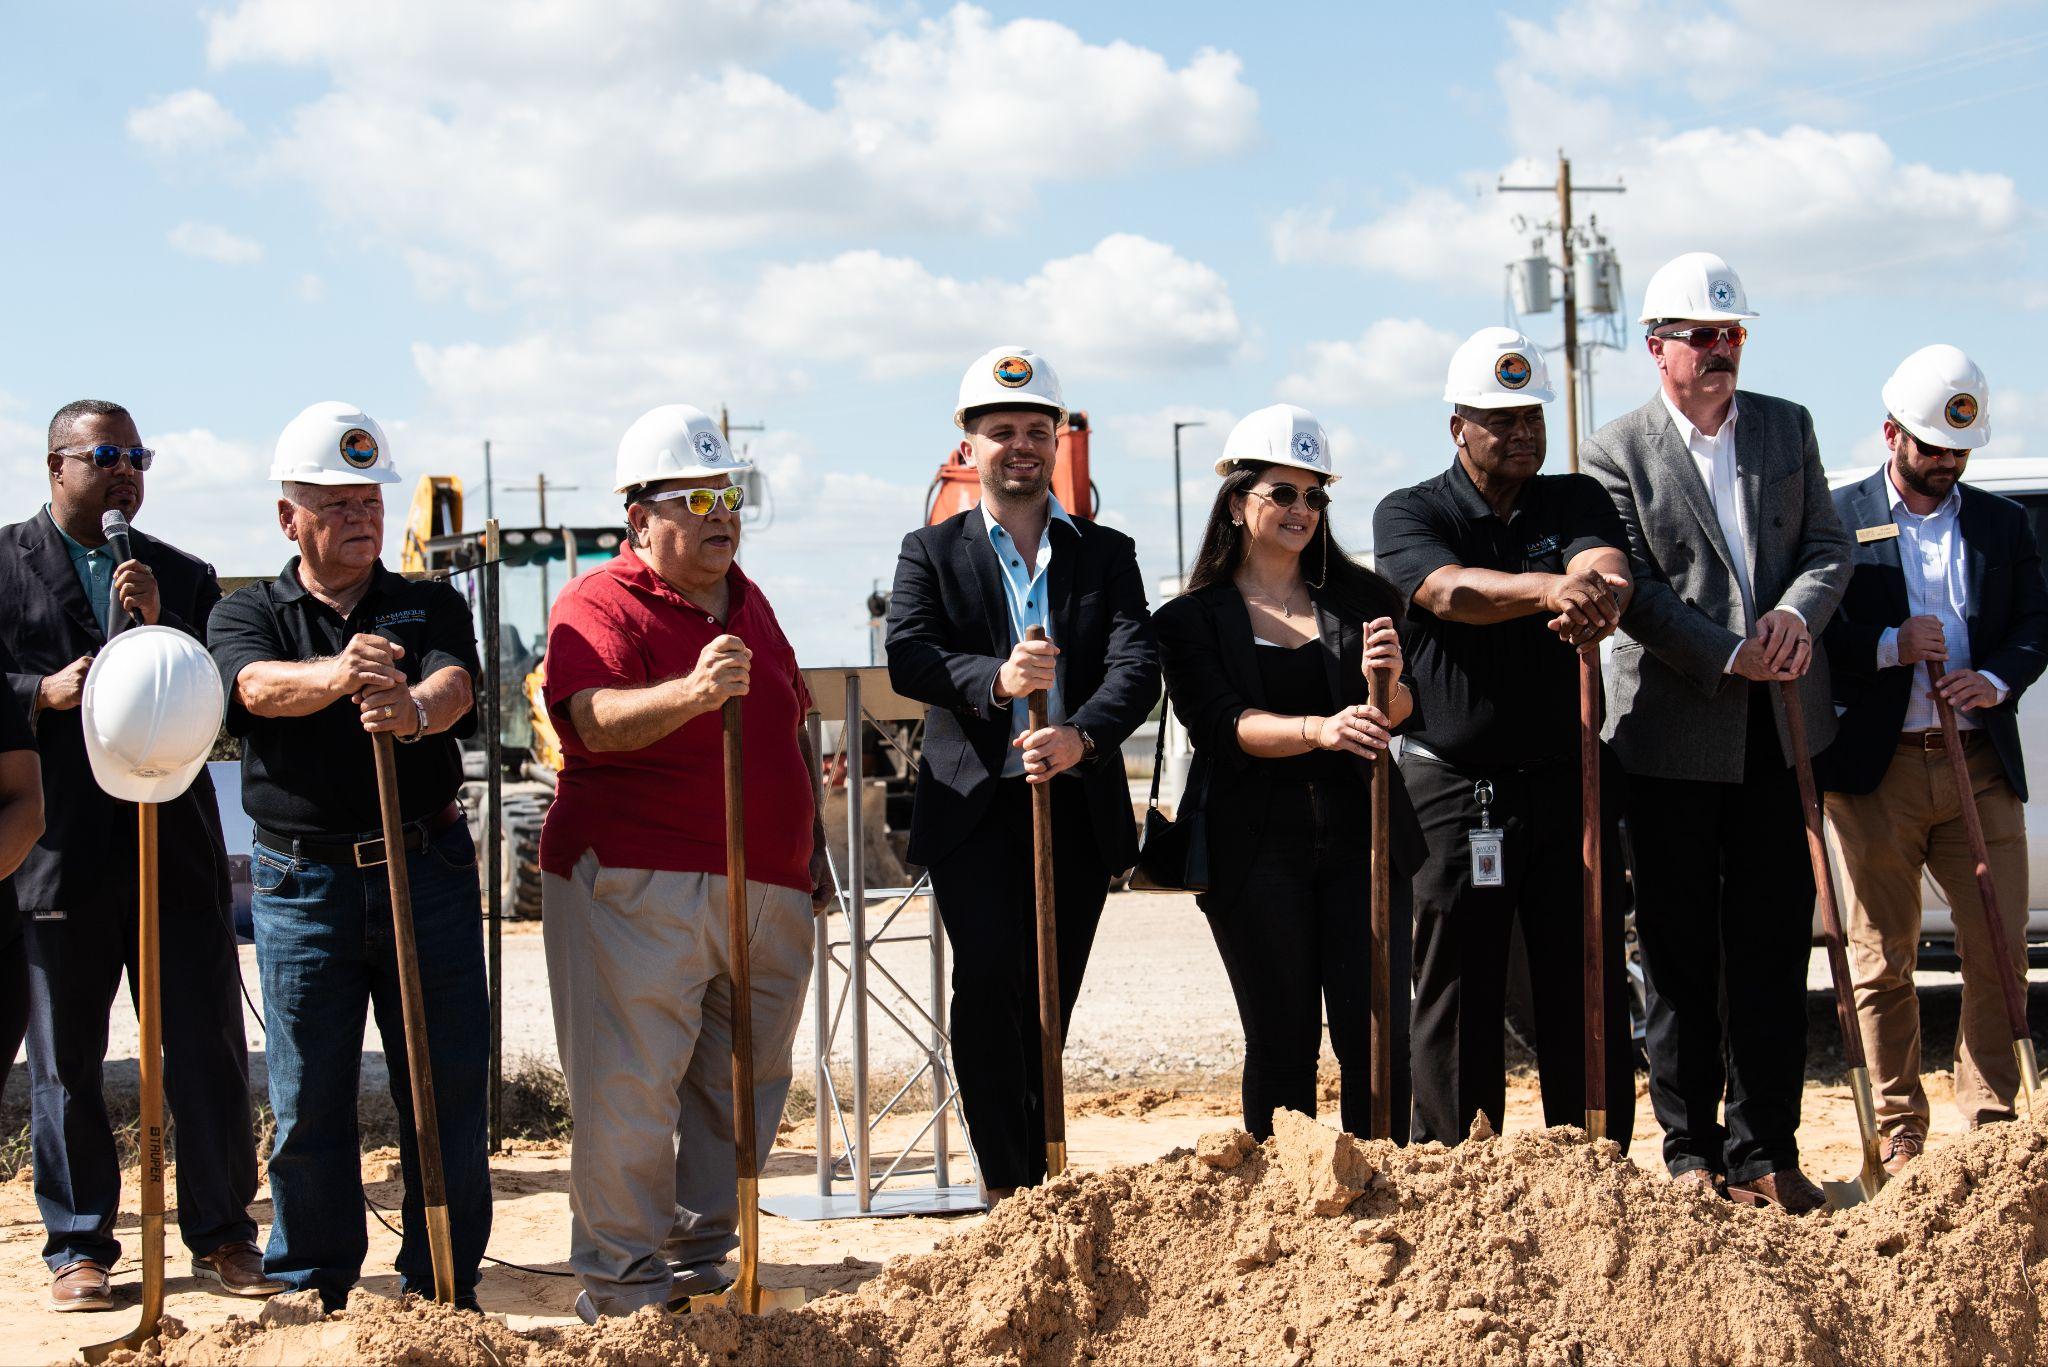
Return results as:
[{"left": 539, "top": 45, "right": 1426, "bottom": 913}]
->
[
  {"left": 80, "top": 625, "right": 225, "bottom": 804},
  {"left": 613, "top": 403, "right": 752, "bottom": 495},
  {"left": 269, "top": 401, "right": 400, "bottom": 486},
  {"left": 1638, "top": 251, "right": 1758, "bottom": 326},
  {"left": 1882, "top": 344, "right": 1990, "bottom": 451},
  {"left": 1443, "top": 326, "right": 1556, "bottom": 409},
  {"left": 1215, "top": 404, "right": 1339, "bottom": 483},
  {"left": 954, "top": 345, "right": 1066, "bottom": 430}
]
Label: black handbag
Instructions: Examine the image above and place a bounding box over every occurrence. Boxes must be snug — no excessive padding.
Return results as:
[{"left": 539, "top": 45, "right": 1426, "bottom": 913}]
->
[{"left": 1129, "top": 715, "right": 1209, "bottom": 893}]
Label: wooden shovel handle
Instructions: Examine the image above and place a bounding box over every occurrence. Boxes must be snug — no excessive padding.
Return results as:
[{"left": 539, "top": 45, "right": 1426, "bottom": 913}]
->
[
  {"left": 1023, "top": 625, "right": 1065, "bottom": 1172},
  {"left": 1367, "top": 666, "right": 1392, "bottom": 1141},
  {"left": 1779, "top": 679, "right": 1868, "bottom": 1072}
]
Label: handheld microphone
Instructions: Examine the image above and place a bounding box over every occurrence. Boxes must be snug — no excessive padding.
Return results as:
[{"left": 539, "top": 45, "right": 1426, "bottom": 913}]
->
[{"left": 100, "top": 509, "right": 135, "bottom": 636}]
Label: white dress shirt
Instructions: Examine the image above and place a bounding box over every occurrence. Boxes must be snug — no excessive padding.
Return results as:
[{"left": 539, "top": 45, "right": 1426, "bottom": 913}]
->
[{"left": 1870, "top": 463, "right": 2008, "bottom": 731}]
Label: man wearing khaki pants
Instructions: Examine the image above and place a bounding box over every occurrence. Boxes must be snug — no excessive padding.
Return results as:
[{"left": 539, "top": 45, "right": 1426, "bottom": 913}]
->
[{"left": 1819, "top": 346, "right": 2048, "bottom": 1175}]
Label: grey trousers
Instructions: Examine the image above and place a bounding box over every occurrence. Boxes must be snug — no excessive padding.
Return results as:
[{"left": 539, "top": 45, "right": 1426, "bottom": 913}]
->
[{"left": 542, "top": 852, "right": 814, "bottom": 1315}]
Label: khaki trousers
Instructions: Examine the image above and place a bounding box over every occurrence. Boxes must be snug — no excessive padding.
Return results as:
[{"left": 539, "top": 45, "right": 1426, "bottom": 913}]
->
[
  {"left": 1824, "top": 734, "right": 2028, "bottom": 1136},
  {"left": 541, "top": 853, "right": 814, "bottom": 1315}
]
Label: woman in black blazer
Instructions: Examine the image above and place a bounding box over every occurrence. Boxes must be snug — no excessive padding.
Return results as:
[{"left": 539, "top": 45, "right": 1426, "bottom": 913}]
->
[{"left": 1154, "top": 405, "right": 1426, "bottom": 1141}]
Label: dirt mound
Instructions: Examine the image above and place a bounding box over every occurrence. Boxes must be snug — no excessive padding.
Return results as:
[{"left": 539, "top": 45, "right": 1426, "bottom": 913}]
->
[
  {"left": 1070, "top": 1086, "right": 1231, "bottom": 1119},
  {"left": 118, "top": 1111, "right": 2048, "bottom": 1366}
]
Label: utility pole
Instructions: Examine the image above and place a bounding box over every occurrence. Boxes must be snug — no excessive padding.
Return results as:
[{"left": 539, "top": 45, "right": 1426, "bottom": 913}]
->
[
  {"left": 1172, "top": 419, "right": 1205, "bottom": 586},
  {"left": 719, "top": 404, "right": 764, "bottom": 447},
  {"left": 1499, "top": 152, "right": 1623, "bottom": 471},
  {"left": 506, "top": 471, "right": 579, "bottom": 607},
  {"left": 482, "top": 439, "right": 495, "bottom": 521}
]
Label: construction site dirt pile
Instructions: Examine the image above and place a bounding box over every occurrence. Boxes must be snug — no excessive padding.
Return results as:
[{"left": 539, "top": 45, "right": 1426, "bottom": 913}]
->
[{"left": 109, "top": 1109, "right": 2048, "bottom": 1367}]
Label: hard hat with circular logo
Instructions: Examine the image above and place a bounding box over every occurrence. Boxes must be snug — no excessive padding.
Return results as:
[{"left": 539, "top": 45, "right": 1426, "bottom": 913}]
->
[
  {"left": 1443, "top": 327, "right": 1556, "bottom": 409},
  {"left": 270, "top": 401, "right": 400, "bottom": 486},
  {"left": 1883, "top": 344, "right": 1990, "bottom": 451},
  {"left": 613, "top": 404, "right": 752, "bottom": 495},
  {"left": 1215, "top": 404, "right": 1339, "bottom": 482},
  {"left": 80, "top": 626, "right": 225, "bottom": 804},
  {"left": 954, "top": 346, "right": 1065, "bottom": 430},
  {"left": 1638, "top": 251, "right": 1758, "bottom": 325}
]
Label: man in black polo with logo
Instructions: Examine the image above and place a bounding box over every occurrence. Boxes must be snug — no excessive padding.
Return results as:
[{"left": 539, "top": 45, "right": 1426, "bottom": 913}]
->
[
  {"left": 1371, "top": 328, "right": 1636, "bottom": 1146},
  {"left": 207, "top": 402, "right": 490, "bottom": 1311}
]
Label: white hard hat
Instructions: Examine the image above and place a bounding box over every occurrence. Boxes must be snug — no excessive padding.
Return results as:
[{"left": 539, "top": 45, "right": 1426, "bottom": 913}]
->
[
  {"left": 954, "top": 346, "right": 1065, "bottom": 430},
  {"left": 270, "top": 402, "right": 399, "bottom": 486},
  {"left": 613, "top": 404, "right": 752, "bottom": 496},
  {"left": 1638, "top": 251, "right": 1757, "bottom": 325},
  {"left": 1443, "top": 327, "right": 1555, "bottom": 409},
  {"left": 1215, "top": 404, "right": 1339, "bottom": 483},
  {"left": 81, "top": 626, "right": 225, "bottom": 804},
  {"left": 1883, "top": 344, "right": 1990, "bottom": 451}
]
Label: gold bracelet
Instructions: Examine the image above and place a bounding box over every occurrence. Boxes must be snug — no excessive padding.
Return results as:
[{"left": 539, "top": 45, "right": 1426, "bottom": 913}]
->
[{"left": 1301, "top": 714, "right": 1316, "bottom": 747}]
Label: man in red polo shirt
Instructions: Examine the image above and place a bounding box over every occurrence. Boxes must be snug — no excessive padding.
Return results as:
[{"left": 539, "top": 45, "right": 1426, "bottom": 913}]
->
[{"left": 538, "top": 403, "right": 829, "bottom": 1322}]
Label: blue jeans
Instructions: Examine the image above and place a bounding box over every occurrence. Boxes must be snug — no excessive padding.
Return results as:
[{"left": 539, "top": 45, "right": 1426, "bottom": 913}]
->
[{"left": 252, "top": 821, "right": 491, "bottom": 1310}]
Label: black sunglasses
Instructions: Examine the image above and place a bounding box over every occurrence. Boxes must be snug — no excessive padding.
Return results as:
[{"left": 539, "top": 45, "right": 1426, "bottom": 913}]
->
[
  {"left": 1250, "top": 484, "right": 1330, "bottom": 512},
  {"left": 55, "top": 444, "right": 155, "bottom": 471}
]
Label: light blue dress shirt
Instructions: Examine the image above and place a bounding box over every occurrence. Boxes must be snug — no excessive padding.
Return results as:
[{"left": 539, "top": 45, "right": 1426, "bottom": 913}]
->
[
  {"left": 51, "top": 510, "right": 115, "bottom": 635},
  {"left": 1871, "top": 465, "right": 2007, "bottom": 729},
  {"left": 986, "top": 497, "right": 1072, "bottom": 778}
]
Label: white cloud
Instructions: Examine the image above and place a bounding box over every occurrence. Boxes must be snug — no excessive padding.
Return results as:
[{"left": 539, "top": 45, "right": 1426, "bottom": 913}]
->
[
  {"left": 745, "top": 235, "right": 1245, "bottom": 380},
  {"left": 1278, "top": 319, "right": 1461, "bottom": 407},
  {"left": 295, "top": 273, "right": 326, "bottom": 303},
  {"left": 125, "top": 89, "right": 245, "bottom": 153},
  {"left": 193, "top": 4, "right": 1257, "bottom": 295},
  {"left": 167, "top": 221, "right": 265, "bottom": 266}
]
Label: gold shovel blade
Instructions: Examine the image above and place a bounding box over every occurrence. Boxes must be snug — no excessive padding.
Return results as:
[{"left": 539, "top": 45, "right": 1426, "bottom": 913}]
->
[{"left": 683, "top": 1283, "right": 809, "bottom": 1316}]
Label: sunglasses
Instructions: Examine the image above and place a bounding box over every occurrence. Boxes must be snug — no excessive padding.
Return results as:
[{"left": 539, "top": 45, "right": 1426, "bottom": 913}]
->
[
  {"left": 642, "top": 484, "right": 746, "bottom": 516},
  {"left": 56, "top": 444, "right": 155, "bottom": 471},
  {"left": 1250, "top": 484, "right": 1330, "bottom": 512},
  {"left": 1653, "top": 325, "right": 1747, "bottom": 349}
]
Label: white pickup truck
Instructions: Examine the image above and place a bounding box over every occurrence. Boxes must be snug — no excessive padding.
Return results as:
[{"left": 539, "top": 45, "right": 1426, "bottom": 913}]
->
[{"left": 1824, "top": 456, "right": 2048, "bottom": 968}]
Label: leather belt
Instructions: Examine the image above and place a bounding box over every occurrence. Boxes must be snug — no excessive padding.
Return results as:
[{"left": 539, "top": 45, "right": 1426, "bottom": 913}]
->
[
  {"left": 1899, "top": 729, "right": 1977, "bottom": 752},
  {"left": 1401, "top": 738, "right": 1570, "bottom": 775},
  {"left": 255, "top": 801, "right": 463, "bottom": 868}
]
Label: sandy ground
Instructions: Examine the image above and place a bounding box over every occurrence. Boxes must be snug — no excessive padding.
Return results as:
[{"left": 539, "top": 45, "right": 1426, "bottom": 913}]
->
[{"left": 0, "top": 888, "right": 2024, "bottom": 1363}]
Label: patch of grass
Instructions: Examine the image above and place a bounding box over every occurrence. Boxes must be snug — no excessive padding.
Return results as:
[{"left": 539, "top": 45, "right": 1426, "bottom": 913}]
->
[
  {"left": 499, "top": 1052, "right": 573, "bottom": 1141},
  {"left": 0, "top": 1121, "right": 30, "bottom": 1182}
]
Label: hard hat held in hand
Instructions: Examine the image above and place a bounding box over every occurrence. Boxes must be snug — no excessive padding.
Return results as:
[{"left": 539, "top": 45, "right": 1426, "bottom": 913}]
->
[
  {"left": 1444, "top": 327, "right": 1555, "bottom": 409},
  {"left": 1638, "top": 251, "right": 1757, "bottom": 325},
  {"left": 954, "top": 346, "right": 1065, "bottom": 430},
  {"left": 1884, "top": 345, "right": 1989, "bottom": 451},
  {"left": 614, "top": 404, "right": 751, "bottom": 495},
  {"left": 81, "top": 626, "right": 225, "bottom": 804},
  {"left": 1215, "top": 404, "right": 1339, "bottom": 483},
  {"left": 270, "top": 402, "right": 399, "bottom": 486}
]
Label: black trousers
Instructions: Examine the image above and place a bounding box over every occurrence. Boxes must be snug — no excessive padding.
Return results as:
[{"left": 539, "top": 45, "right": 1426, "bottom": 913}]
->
[
  {"left": 1405, "top": 747, "right": 1636, "bottom": 1148},
  {"left": 1627, "top": 686, "right": 1813, "bottom": 1182},
  {"left": 1, "top": 930, "right": 25, "bottom": 1099},
  {"left": 23, "top": 895, "right": 259, "bottom": 1269},
  {"left": 927, "top": 778, "right": 1110, "bottom": 1189},
  {"left": 1201, "top": 776, "right": 1408, "bottom": 1141}
]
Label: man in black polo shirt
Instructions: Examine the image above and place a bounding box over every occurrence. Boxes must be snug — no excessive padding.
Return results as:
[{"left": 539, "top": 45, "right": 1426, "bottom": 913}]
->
[
  {"left": 1371, "top": 327, "right": 1636, "bottom": 1146},
  {"left": 208, "top": 402, "right": 490, "bottom": 1311}
]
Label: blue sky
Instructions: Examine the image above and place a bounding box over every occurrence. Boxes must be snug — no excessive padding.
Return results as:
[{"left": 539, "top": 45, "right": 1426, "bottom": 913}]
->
[{"left": 3, "top": 1, "right": 2043, "bottom": 662}]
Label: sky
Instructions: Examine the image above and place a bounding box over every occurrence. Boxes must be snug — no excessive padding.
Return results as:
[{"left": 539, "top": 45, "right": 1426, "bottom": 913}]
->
[{"left": 3, "top": 0, "right": 2044, "bottom": 664}]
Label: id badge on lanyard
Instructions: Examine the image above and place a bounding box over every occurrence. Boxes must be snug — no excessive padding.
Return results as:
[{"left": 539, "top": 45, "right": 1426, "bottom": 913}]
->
[{"left": 1469, "top": 779, "right": 1505, "bottom": 888}]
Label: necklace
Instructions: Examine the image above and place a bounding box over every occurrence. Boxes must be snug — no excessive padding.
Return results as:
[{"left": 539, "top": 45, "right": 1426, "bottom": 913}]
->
[{"left": 1239, "top": 575, "right": 1306, "bottom": 618}]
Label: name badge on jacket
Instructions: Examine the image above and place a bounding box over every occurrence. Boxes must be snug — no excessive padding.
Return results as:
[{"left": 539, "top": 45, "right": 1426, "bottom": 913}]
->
[{"left": 1856, "top": 523, "right": 1900, "bottom": 544}]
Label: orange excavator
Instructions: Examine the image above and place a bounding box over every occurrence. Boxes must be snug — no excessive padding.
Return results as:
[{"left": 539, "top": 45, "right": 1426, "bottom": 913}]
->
[{"left": 922, "top": 411, "right": 1096, "bottom": 523}]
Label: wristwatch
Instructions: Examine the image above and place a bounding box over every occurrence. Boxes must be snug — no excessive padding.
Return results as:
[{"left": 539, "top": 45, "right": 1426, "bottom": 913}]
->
[
  {"left": 1074, "top": 725, "right": 1098, "bottom": 762},
  {"left": 396, "top": 695, "right": 430, "bottom": 744}
]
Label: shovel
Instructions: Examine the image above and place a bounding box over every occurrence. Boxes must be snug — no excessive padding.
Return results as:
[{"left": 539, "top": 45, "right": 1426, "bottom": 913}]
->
[
  {"left": 1779, "top": 678, "right": 1886, "bottom": 1208},
  {"left": 688, "top": 697, "right": 806, "bottom": 1315},
  {"left": 1926, "top": 661, "right": 2041, "bottom": 1117},
  {"left": 1022, "top": 625, "right": 1068, "bottom": 1178},
  {"left": 371, "top": 731, "right": 458, "bottom": 1303},
  {"left": 1367, "top": 665, "right": 1393, "bottom": 1140},
  {"left": 81, "top": 805, "right": 166, "bottom": 1364},
  {"left": 1581, "top": 649, "right": 1608, "bottom": 1143}
]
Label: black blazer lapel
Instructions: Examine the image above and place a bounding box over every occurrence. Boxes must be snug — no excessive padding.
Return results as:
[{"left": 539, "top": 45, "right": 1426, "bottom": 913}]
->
[
  {"left": 958, "top": 508, "right": 1011, "bottom": 657},
  {"left": 1209, "top": 584, "right": 1264, "bottom": 708},
  {"left": 1047, "top": 517, "right": 1080, "bottom": 702},
  {"left": 1960, "top": 485, "right": 1991, "bottom": 646},
  {"left": 1313, "top": 598, "right": 1360, "bottom": 707},
  {"left": 24, "top": 510, "right": 104, "bottom": 646},
  {"left": 1852, "top": 473, "right": 1909, "bottom": 619}
]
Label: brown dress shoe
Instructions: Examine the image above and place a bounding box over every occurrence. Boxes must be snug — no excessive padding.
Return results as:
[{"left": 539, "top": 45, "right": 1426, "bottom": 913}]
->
[
  {"left": 192, "top": 1241, "right": 287, "bottom": 1297},
  {"left": 1727, "top": 1168, "right": 1826, "bottom": 1215},
  {"left": 50, "top": 1260, "right": 115, "bottom": 1312},
  {"left": 1671, "top": 1168, "right": 1727, "bottom": 1197},
  {"left": 1880, "top": 1130, "right": 1924, "bottom": 1177}
]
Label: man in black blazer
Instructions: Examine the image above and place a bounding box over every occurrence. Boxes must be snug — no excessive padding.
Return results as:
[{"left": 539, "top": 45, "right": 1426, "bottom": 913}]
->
[
  {"left": 1818, "top": 347, "right": 2048, "bottom": 1174},
  {"left": 886, "top": 347, "right": 1158, "bottom": 1199},
  {"left": 2, "top": 400, "right": 274, "bottom": 1311}
]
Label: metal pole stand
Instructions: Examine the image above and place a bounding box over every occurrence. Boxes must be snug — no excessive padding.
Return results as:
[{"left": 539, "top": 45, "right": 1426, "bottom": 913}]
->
[{"left": 760, "top": 667, "right": 984, "bottom": 1221}]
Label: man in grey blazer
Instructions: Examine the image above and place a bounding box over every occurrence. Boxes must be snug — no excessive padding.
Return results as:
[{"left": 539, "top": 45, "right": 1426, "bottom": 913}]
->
[{"left": 1581, "top": 252, "right": 1851, "bottom": 1214}]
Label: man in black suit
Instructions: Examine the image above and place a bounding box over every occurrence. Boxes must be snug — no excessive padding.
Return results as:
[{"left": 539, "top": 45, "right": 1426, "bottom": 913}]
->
[
  {"left": 1819, "top": 347, "right": 2048, "bottom": 1174},
  {"left": 886, "top": 346, "right": 1158, "bottom": 1200},
  {"left": 2, "top": 400, "right": 276, "bottom": 1311}
]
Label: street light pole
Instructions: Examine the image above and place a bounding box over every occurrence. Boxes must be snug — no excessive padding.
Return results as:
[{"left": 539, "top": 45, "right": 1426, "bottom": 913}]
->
[{"left": 1172, "top": 419, "right": 1206, "bottom": 587}]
